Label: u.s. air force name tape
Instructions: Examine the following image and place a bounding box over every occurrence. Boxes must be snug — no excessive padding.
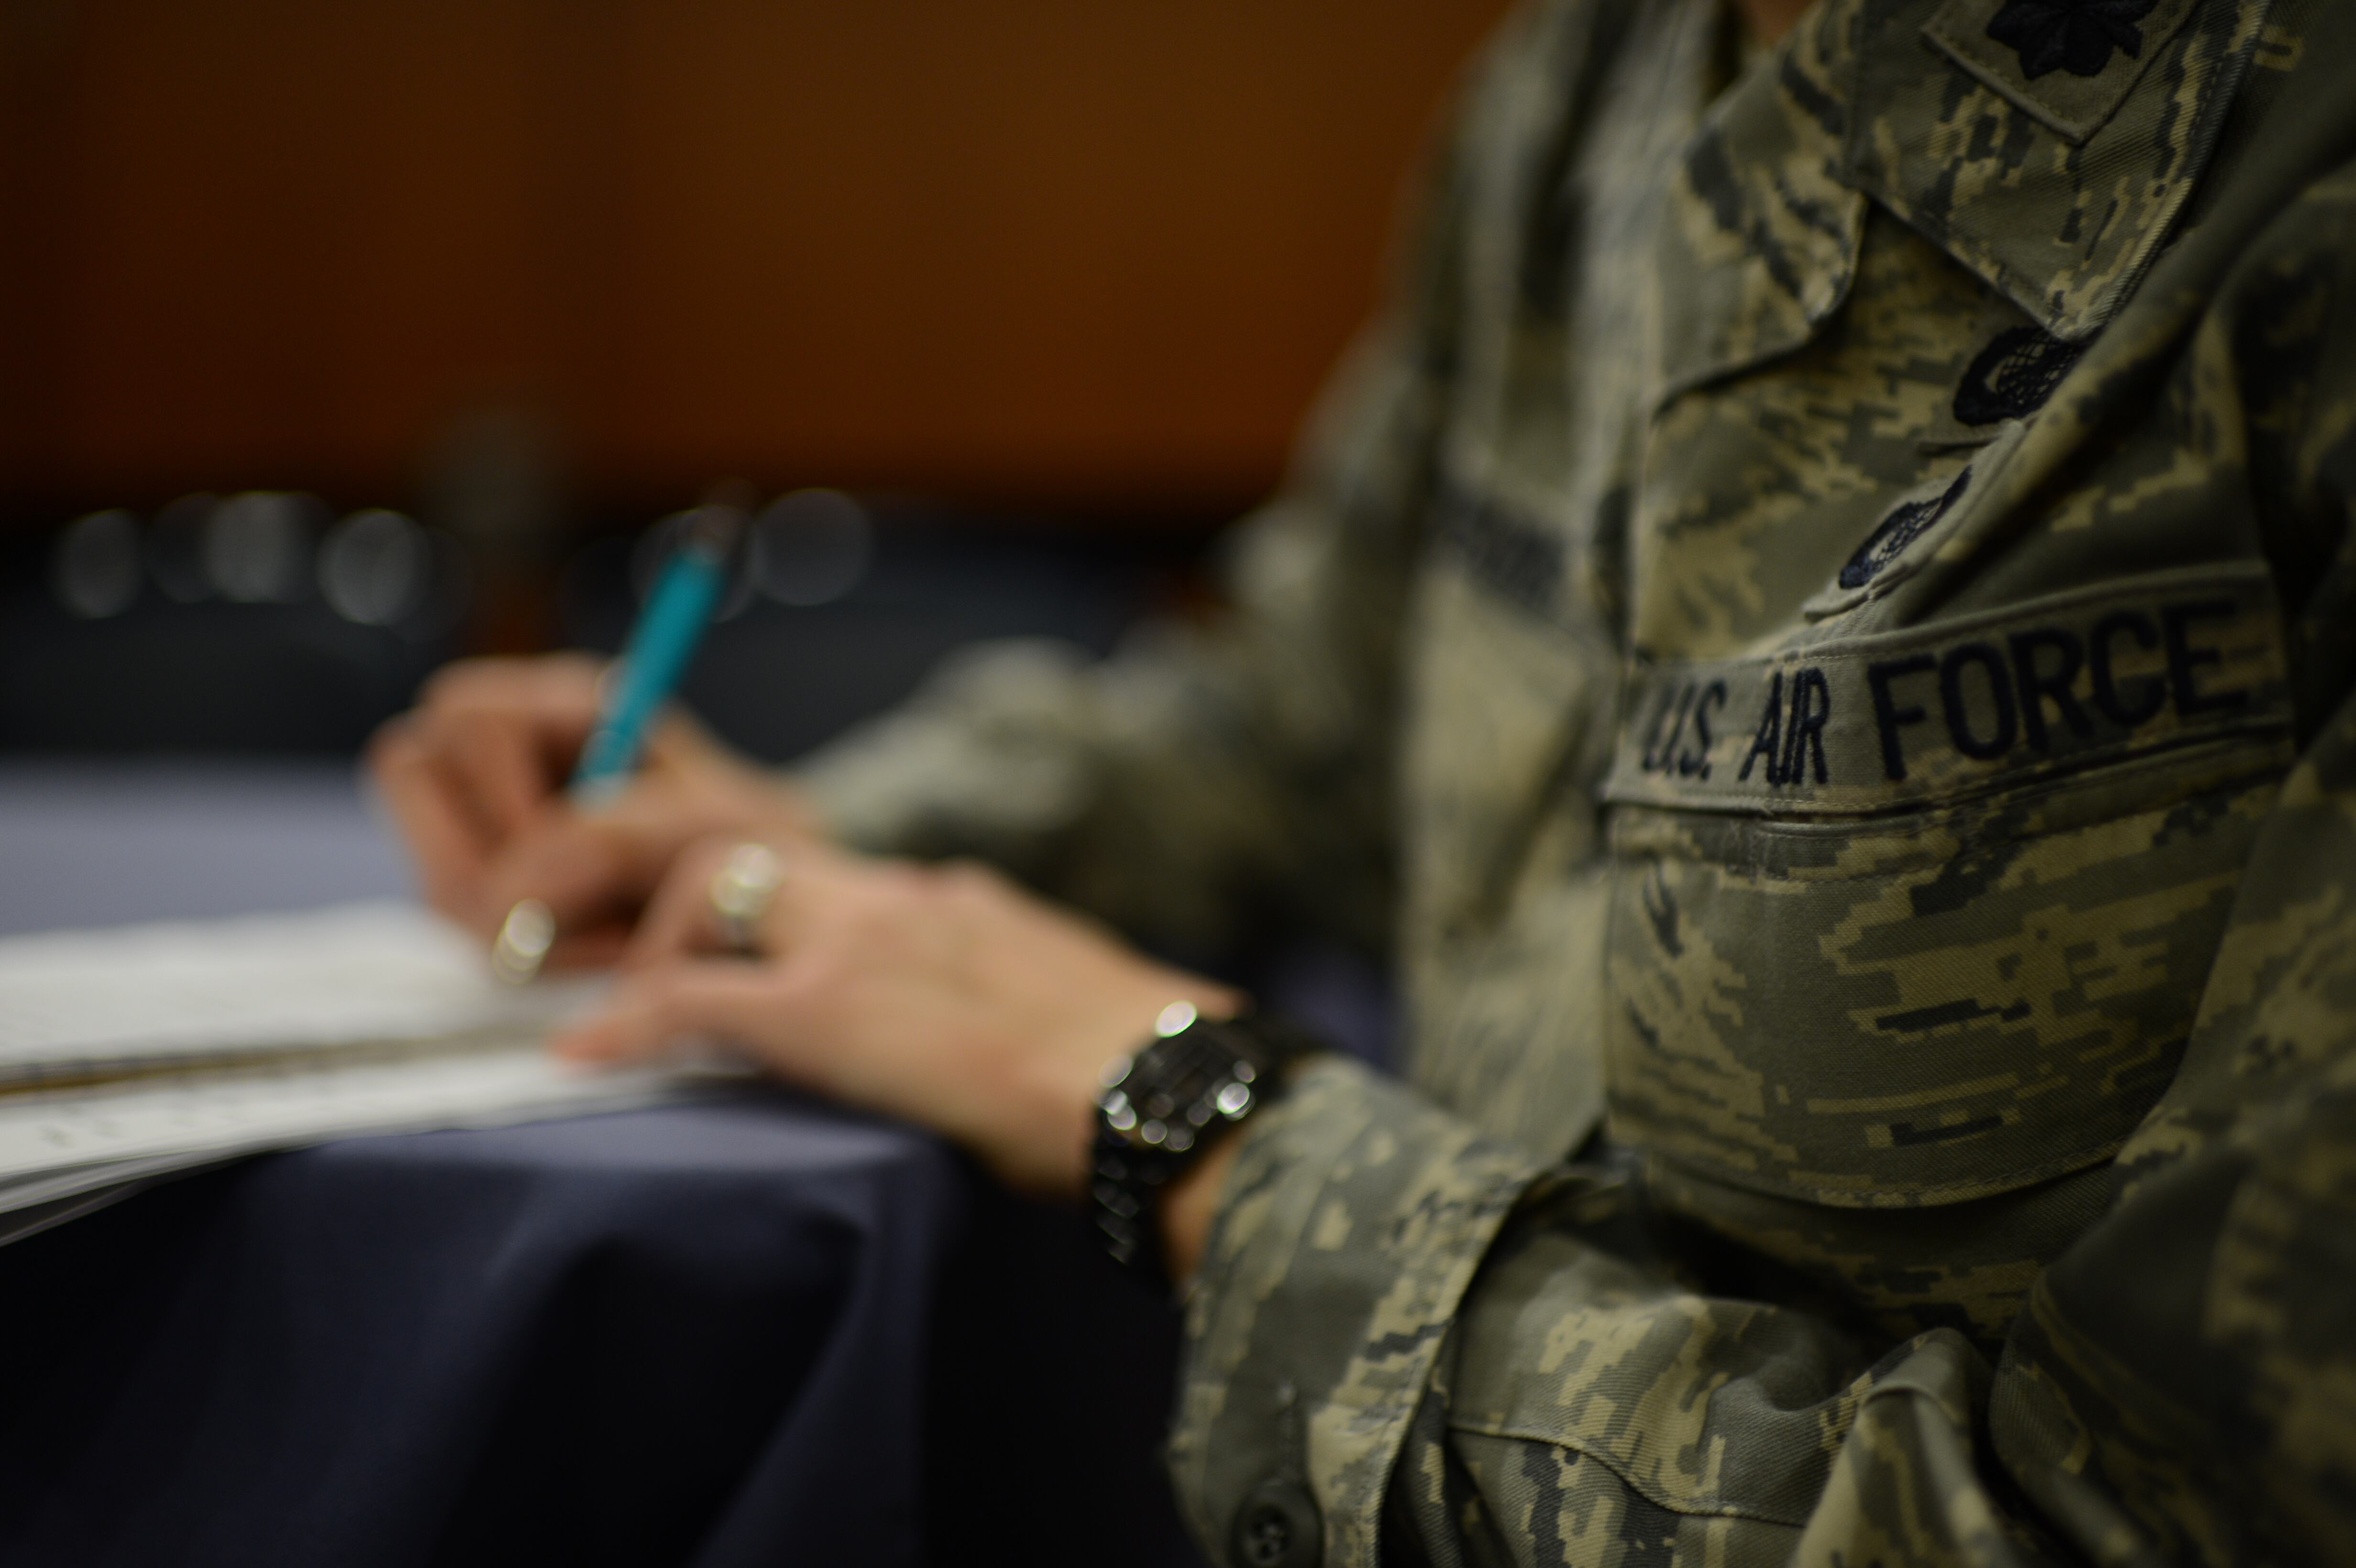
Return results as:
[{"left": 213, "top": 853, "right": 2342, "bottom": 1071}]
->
[{"left": 1606, "top": 565, "right": 2294, "bottom": 816}]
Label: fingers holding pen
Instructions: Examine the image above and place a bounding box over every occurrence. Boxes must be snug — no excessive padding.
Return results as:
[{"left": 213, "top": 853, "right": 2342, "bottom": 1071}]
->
[
  {"left": 438, "top": 704, "right": 555, "bottom": 844},
  {"left": 368, "top": 715, "right": 493, "bottom": 926},
  {"left": 478, "top": 807, "right": 675, "bottom": 959},
  {"left": 367, "top": 654, "right": 607, "bottom": 932},
  {"left": 374, "top": 533, "right": 818, "bottom": 980},
  {"left": 475, "top": 773, "right": 818, "bottom": 971},
  {"left": 412, "top": 655, "right": 602, "bottom": 832}
]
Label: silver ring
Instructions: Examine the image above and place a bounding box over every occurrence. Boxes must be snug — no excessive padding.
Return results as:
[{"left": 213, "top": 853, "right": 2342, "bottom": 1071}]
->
[
  {"left": 491, "top": 898, "right": 556, "bottom": 986},
  {"left": 708, "top": 842, "right": 786, "bottom": 953}
]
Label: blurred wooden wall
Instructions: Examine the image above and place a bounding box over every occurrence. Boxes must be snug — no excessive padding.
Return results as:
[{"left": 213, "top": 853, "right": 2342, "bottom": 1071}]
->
[{"left": 0, "top": 0, "right": 1510, "bottom": 523}]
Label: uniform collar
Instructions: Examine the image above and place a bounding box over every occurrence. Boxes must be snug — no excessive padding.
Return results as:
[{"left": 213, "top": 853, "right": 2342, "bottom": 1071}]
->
[
  {"left": 1651, "top": 2, "right": 1867, "bottom": 403},
  {"left": 1651, "top": 0, "right": 2276, "bottom": 403},
  {"left": 1842, "top": 0, "right": 2279, "bottom": 342}
]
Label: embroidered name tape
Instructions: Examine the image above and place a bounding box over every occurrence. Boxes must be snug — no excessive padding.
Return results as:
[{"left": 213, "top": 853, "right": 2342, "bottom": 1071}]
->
[
  {"left": 1433, "top": 485, "right": 1564, "bottom": 617},
  {"left": 1606, "top": 566, "right": 2291, "bottom": 816}
]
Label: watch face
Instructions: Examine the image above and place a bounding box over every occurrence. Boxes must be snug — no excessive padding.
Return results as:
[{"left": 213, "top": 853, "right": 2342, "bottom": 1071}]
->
[{"left": 1098, "top": 1029, "right": 1258, "bottom": 1157}]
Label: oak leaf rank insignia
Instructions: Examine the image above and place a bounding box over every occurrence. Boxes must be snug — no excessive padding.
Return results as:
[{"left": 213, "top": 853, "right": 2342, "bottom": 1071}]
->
[{"left": 1985, "top": 0, "right": 2162, "bottom": 79}]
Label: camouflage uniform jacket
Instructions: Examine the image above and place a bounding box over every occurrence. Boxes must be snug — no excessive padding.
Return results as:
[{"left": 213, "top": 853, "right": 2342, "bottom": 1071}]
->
[{"left": 799, "top": 0, "right": 2356, "bottom": 1561}]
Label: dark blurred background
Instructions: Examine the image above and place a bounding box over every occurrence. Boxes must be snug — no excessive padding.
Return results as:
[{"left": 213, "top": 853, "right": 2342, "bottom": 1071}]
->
[
  {"left": 0, "top": 0, "right": 1509, "bottom": 761},
  {"left": 0, "top": 10, "right": 1523, "bottom": 1555}
]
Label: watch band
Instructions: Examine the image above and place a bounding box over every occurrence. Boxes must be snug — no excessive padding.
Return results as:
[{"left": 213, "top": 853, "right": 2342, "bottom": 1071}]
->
[{"left": 1089, "top": 1002, "right": 1315, "bottom": 1282}]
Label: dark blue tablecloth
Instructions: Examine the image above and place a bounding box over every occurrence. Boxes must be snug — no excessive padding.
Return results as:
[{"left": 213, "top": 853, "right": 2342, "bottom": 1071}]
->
[
  {"left": 0, "top": 1099, "right": 962, "bottom": 1565},
  {"left": 0, "top": 762, "right": 1204, "bottom": 1567}
]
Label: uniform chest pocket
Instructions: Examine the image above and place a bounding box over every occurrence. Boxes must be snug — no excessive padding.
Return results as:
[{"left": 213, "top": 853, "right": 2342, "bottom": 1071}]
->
[{"left": 1598, "top": 568, "right": 2295, "bottom": 1207}]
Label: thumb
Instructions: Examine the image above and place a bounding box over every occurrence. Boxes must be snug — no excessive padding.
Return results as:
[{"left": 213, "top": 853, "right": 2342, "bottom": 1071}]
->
[{"left": 550, "top": 960, "right": 784, "bottom": 1066}]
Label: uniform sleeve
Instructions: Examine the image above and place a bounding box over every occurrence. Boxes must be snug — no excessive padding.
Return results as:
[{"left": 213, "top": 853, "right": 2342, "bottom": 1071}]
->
[
  {"left": 788, "top": 150, "right": 1467, "bottom": 959},
  {"left": 1166, "top": 1058, "right": 1541, "bottom": 1568},
  {"left": 1170, "top": 1058, "right": 2045, "bottom": 1568}
]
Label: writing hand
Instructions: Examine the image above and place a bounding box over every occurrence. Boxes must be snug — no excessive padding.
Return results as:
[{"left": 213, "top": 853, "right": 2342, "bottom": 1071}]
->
[
  {"left": 550, "top": 837, "right": 1240, "bottom": 1210},
  {"left": 369, "top": 655, "right": 818, "bottom": 969}
]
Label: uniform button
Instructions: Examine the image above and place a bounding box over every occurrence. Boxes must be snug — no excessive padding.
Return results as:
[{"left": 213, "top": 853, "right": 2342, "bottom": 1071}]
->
[{"left": 1230, "top": 1478, "right": 1321, "bottom": 1568}]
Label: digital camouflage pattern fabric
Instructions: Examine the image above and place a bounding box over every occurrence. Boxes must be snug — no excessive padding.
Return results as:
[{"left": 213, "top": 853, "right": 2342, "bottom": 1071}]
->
[{"left": 796, "top": 0, "right": 2356, "bottom": 1561}]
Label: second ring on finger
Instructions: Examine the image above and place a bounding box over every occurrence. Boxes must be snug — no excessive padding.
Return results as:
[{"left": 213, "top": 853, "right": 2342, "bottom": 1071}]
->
[{"left": 708, "top": 841, "right": 787, "bottom": 954}]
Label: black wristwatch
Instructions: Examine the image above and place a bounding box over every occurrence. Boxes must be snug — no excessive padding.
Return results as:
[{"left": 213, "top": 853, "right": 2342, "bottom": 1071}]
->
[{"left": 1089, "top": 1002, "right": 1315, "bottom": 1282}]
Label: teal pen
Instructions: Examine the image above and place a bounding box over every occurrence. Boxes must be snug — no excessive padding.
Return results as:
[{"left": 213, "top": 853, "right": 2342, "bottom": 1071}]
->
[
  {"left": 569, "top": 505, "right": 739, "bottom": 807},
  {"left": 491, "top": 502, "right": 743, "bottom": 983}
]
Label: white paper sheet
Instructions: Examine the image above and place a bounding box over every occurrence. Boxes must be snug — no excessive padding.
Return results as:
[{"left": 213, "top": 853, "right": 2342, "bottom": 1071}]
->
[
  {"left": 0, "top": 902, "right": 599, "bottom": 1075},
  {"left": 0, "top": 903, "right": 704, "bottom": 1218}
]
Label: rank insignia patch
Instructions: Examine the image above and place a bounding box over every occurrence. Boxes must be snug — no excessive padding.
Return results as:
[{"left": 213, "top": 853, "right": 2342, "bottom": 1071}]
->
[
  {"left": 1920, "top": 0, "right": 2208, "bottom": 148},
  {"left": 1985, "top": 0, "right": 2161, "bottom": 80}
]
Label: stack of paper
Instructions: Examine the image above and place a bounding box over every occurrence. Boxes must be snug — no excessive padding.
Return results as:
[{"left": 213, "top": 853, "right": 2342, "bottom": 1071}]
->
[{"left": 0, "top": 903, "right": 702, "bottom": 1241}]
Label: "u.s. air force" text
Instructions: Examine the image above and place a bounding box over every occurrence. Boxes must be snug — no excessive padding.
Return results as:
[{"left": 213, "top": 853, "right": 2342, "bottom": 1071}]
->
[{"left": 1634, "top": 598, "right": 2253, "bottom": 789}]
